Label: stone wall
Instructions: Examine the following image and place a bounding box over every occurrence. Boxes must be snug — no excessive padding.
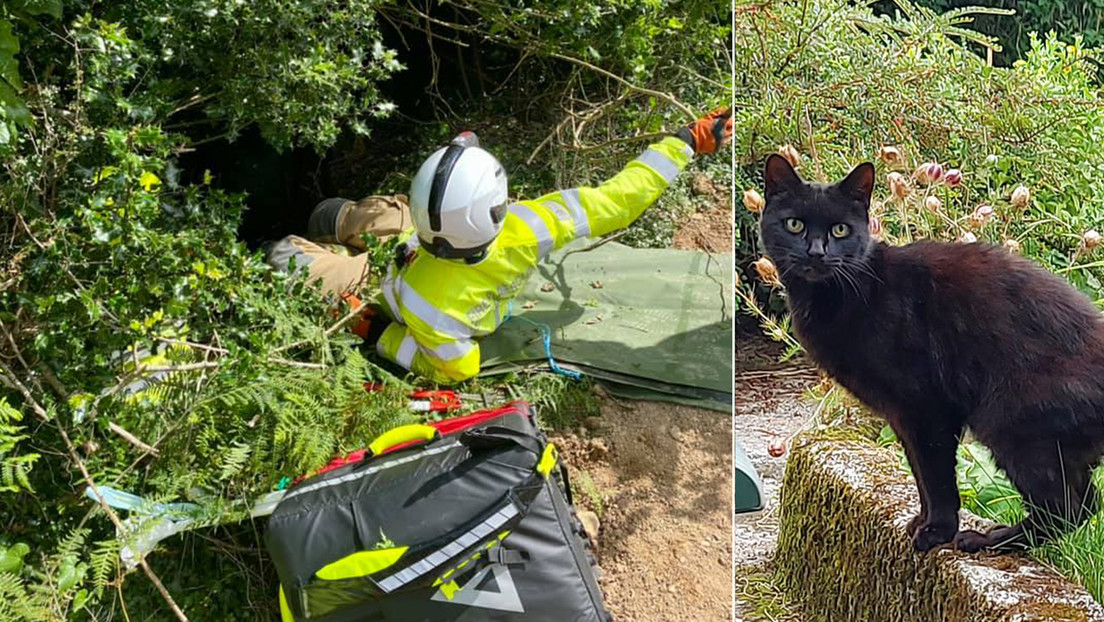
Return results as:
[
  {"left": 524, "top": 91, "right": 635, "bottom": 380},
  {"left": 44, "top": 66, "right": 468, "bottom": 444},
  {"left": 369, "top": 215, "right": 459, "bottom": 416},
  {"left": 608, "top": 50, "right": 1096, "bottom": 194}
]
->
[{"left": 775, "top": 439, "right": 1104, "bottom": 622}]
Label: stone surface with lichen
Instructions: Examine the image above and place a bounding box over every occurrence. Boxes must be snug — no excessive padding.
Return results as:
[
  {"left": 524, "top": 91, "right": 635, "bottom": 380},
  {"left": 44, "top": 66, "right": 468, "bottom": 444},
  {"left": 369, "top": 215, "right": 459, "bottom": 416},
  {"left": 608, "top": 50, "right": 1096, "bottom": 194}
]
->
[{"left": 775, "top": 439, "right": 1104, "bottom": 622}]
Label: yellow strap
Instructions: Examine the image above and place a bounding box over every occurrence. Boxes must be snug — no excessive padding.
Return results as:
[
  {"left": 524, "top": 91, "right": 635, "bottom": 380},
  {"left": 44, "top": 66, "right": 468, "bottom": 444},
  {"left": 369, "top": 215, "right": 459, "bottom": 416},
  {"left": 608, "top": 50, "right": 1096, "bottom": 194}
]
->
[
  {"left": 369, "top": 425, "right": 437, "bottom": 456},
  {"left": 537, "top": 443, "right": 558, "bottom": 478},
  {"left": 279, "top": 586, "right": 294, "bottom": 622},
  {"left": 315, "top": 546, "right": 409, "bottom": 581}
]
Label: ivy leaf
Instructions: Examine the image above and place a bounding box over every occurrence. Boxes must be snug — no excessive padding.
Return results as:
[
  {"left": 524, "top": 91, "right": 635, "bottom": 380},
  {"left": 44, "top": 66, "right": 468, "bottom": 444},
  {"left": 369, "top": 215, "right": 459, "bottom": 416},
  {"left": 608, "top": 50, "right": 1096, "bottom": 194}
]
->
[
  {"left": 0, "top": 542, "right": 30, "bottom": 574},
  {"left": 56, "top": 557, "right": 86, "bottom": 593}
]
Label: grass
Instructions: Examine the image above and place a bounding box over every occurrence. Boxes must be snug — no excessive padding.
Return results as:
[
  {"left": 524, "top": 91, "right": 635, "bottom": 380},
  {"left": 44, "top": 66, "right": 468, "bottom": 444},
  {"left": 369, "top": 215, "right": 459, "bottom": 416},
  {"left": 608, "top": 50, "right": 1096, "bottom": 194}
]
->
[
  {"left": 1038, "top": 513, "right": 1104, "bottom": 604},
  {"left": 505, "top": 373, "right": 601, "bottom": 432},
  {"left": 574, "top": 470, "right": 605, "bottom": 519}
]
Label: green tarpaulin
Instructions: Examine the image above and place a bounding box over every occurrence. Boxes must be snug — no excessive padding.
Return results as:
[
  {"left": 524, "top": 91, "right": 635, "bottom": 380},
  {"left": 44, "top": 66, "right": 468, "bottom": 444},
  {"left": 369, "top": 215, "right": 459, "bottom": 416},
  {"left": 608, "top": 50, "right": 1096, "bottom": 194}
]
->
[{"left": 479, "top": 240, "right": 733, "bottom": 411}]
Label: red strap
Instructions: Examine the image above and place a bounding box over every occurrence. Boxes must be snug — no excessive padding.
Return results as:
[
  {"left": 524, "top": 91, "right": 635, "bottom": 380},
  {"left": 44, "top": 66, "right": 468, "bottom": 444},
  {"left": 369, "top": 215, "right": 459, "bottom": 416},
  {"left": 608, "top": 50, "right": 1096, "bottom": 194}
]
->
[{"left": 290, "top": 402, "right": 531, "bottom": 485}]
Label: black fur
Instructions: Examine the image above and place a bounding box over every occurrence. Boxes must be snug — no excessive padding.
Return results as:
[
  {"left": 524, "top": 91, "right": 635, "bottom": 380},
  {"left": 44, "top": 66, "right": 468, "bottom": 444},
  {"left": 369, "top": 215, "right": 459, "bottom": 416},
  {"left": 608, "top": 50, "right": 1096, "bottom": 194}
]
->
[{"left": 759, "top": 154, "right": 1104, "bottom": 552}]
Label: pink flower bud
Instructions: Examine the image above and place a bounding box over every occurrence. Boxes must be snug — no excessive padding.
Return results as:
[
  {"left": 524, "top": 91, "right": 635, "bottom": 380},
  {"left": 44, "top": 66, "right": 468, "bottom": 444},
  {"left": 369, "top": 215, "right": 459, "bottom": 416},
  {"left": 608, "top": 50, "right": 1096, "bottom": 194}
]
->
[
  {"left": 1011, "top": 185, "right": 1031, "bottom": 209},
  {"left": 743, "top": 189, "right": 765, "bottom": 214},
  {"left": 925, "top": 196, "right": 942, "bottom": 213},
  {"left": 878, "top": 146, "right": 902, "bottom": 166},
  {"left": 1003, "top": 239, "right": 1021, "bottom": 253},
  {"left": 969, "top": 204, "right": 994, "bottom": 228},
  {"left": 944, "top": 169, "right": 963, "bottom": 187},
  {"left": 869, "top": 214, "right": 882, "bottom": 238},
  {"left": 768, "top": 439, "right": 787, "bottom": 458},
  {"left": 754, "top": 257, "right": 781, "bottom": 287},
  {"left": 916, "top": 162, "right": 943, "bottom": 185},
  {"left": 887, "top": 172, "right": 910, "bottom": 199},
  {"left": 1084, "top": 230, "right": 1102, "bottom": 250},
  {"left": 777, "top": 145, "right": 801, "bottom": 169}
]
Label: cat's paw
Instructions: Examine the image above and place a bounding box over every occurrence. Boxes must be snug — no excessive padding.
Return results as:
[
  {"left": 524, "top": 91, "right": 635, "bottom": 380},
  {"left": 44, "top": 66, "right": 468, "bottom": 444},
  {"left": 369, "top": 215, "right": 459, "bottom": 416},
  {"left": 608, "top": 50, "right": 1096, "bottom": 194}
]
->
[
  {"left": 911, "top": 520, "right": 957, "bottom": 552},
  {"left": 952, "top": 529, "right": 989, "bottom": 553},
  {"left": 905, "top": 513, "right": 927, "bottom": 538}
]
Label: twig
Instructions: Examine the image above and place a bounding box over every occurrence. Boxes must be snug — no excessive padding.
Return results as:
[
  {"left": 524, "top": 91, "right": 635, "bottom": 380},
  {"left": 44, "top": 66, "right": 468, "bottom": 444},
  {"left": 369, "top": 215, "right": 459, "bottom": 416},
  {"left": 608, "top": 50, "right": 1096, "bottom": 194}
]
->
[
  {"left": 275, "top": 303, "right": 368, "bottom": 355},
  {"left": 544, "top": 51, "right": 696, "bottom": 120},
  {"left": 61, "top": 425, "right": 190, "bottom": 622},
  {"left": 270, "top": 358, "right": 325, "bottom": 370},
  {"left": 140, "top": 361, "right": 222, "bottom": 373},
  {"left": 108, "top": 422, "right": 160, "bottom": 456},
  {"left": 391, "top": 3, "right": 697, "bottom": 120},
  {"left": 0, "top": 360, "right": 189, "bottom": 621},
  {"left": 561, "top": 230, "right": 630, "bottom": 260}
]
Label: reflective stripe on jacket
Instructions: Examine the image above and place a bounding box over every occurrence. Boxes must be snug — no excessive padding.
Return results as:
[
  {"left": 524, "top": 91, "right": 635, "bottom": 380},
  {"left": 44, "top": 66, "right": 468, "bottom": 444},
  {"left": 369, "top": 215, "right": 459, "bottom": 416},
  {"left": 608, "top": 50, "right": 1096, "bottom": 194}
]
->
[{"left": 375, "top": 136, "right": 694, "bottom": 383}]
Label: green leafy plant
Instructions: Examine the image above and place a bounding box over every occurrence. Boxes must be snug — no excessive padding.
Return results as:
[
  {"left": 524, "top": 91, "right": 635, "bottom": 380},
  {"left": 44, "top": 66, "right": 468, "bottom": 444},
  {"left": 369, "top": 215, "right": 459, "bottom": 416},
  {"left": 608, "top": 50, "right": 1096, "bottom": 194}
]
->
[
  {"left": 738, "top": 0, "right": 1104, "bottom": 329},
  {"left": 0, "top": 0, "right": 729, "bottom": 619}
]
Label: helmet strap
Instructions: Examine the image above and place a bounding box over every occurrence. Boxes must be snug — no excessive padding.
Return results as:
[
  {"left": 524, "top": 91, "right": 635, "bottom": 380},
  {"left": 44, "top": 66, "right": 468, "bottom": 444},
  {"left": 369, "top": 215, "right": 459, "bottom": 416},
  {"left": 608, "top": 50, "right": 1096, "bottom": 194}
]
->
[{"left": 420, "top": 235, "right": 493, "bottom": 263}]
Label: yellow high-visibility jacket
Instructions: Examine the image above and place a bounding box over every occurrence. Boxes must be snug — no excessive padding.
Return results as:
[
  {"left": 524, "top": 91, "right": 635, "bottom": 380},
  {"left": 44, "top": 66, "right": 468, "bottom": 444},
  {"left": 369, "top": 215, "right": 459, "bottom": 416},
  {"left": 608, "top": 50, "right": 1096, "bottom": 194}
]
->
[{"left": 375, "top": 136, "right": 694, "bottom": 384}]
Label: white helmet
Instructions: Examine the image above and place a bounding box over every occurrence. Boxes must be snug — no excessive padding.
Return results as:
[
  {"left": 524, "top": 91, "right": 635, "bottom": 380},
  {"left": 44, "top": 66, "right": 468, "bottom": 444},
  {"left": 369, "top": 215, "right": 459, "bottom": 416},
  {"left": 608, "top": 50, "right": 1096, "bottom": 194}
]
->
[{"left": 409, "top": 132, "right": 509, "bottom": 260}]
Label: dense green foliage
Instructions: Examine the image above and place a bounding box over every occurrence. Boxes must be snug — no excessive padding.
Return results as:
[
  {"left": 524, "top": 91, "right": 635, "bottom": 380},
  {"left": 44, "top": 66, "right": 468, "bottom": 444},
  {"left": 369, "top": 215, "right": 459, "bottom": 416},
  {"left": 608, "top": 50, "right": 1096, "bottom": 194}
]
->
[
  {"left": 0, "top": 0, "right": 730, "bottom": 619},
  {"left": 892, "top": 0, "right": 1104, "bottom": 65},
  {"left": 737, "top": 0, "right": 1104, "bottom": 327}
]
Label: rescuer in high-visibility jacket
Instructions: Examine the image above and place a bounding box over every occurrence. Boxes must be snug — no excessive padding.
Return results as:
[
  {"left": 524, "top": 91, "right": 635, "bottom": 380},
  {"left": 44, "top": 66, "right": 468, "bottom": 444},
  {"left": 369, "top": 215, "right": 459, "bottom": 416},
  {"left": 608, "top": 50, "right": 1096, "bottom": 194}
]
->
[{"left": 266, "top": 107, "right": 731, "bottom": 384}]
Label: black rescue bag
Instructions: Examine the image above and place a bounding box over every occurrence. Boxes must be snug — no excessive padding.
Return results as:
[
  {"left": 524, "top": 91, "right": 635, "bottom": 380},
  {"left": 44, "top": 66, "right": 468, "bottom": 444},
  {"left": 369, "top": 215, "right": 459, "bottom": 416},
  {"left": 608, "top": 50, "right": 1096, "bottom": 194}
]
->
[{"left": 265, "top": 401, "right": 612, "bottom": 622}]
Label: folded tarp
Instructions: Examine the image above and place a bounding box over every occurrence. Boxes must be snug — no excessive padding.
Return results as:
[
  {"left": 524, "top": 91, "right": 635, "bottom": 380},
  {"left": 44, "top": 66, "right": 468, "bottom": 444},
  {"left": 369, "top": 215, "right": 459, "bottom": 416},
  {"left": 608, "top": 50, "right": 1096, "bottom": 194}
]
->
[{"left": 479, "top": 240, "right": 733, "bottom": 412}]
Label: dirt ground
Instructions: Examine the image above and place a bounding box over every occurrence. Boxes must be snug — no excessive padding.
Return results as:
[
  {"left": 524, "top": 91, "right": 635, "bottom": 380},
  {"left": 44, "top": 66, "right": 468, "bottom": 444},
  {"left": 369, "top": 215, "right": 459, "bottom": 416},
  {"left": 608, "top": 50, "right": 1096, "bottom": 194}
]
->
[
  {"left": 734, "top": 328, "right": 820, "bottom": 620},
  {"left": 547, "top": 173, "right": 733, "bottom": 621},
  {"left": 554, "top": 400, "right": 733, "bottom": 622},
  {"left": 672, "top": 172, "right": 733, "bottom": 253}
]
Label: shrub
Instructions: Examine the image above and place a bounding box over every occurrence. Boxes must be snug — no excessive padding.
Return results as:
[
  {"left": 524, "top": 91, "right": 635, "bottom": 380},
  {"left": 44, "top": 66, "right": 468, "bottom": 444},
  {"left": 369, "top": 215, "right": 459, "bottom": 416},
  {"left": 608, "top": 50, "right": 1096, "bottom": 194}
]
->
[
  {"left": 0, "top": 1, "right": 730, "bottom": 619},
  {"left": 888, "top": 0, "right": 1104, "bottom": 65},
  {"left": 737, "top": 0, "right": 1104, "bottom": 338}
]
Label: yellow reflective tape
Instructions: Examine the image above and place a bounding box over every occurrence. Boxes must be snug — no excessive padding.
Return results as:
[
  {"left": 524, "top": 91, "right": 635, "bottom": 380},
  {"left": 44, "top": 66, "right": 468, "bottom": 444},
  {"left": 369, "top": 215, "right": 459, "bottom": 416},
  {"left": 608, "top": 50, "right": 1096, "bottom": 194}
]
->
[
  {"left": 315, "top": 546, "right": 409, "bottom": 581},
  {"left": 279, "top": 586, "right": 294, "bottom": 622},
  {"left": 537, "top": 443, "right": 558, "bottom": 477}
]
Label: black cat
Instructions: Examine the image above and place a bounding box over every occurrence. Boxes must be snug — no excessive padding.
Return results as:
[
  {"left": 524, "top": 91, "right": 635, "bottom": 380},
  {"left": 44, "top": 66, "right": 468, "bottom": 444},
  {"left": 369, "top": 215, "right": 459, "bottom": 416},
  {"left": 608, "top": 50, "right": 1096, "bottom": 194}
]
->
[{"left": 758, "top": 154, "right": 1104, "bottom": 552}]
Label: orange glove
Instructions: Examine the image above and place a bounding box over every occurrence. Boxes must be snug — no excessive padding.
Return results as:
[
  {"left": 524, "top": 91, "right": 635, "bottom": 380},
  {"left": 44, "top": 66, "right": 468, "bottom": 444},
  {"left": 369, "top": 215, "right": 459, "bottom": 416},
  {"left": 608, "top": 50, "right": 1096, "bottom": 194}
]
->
[
  {"left": 676, "top": 106, "right": 732, "bottom": 155},
  {"left": 338, "top": 292, "right": 376, "bottom": 339}
]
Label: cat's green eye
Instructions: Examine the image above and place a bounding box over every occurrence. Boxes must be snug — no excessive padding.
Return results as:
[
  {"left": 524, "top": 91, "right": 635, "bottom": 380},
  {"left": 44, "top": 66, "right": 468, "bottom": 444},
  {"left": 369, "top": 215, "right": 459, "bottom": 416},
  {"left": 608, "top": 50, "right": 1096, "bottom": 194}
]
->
[
  {"left": 784, "top": 218, "right": 805, "bottom": 234},
  {"left": 831, "top": 223, "right": 851, "bottom": 238}
]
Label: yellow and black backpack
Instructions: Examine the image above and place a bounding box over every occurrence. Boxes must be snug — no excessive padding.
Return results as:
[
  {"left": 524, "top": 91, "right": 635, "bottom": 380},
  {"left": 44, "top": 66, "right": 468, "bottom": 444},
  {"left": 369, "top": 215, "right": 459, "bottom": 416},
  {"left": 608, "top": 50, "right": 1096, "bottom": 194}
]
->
[{"left": 265, "top": 401, "right": 611, "bottom": 621}]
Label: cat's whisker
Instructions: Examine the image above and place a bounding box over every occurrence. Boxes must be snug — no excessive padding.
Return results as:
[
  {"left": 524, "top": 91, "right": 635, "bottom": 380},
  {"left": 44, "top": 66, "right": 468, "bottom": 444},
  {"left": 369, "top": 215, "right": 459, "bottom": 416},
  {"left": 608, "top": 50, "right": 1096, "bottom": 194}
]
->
[{"left": 835, "top": 264, "right": 867, "bottom": 304}]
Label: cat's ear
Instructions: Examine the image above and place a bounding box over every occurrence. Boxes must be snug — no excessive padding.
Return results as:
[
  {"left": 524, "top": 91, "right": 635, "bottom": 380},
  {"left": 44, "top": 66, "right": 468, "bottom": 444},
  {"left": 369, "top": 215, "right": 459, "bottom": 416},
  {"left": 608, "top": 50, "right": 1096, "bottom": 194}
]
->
[
  {"left": 837, "top": 162, "right": 875, "bottom": 206},
  {"left": 764, "top": 154, "right": 802, "bottom": 197}
]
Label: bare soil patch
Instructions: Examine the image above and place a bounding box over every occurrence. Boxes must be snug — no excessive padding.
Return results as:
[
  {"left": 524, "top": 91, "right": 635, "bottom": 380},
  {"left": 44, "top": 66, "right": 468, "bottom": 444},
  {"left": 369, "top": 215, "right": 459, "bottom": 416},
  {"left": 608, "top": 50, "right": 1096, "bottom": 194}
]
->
[{"left": 554, "top": 399, "right": 732, "bottom": 622}]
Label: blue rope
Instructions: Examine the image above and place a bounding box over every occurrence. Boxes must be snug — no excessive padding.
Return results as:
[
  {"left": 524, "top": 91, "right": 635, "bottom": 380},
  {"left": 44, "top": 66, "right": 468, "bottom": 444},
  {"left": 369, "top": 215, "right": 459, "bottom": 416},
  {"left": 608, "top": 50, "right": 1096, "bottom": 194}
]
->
[{"left": 506, "top": 306, "right": 583, "bottom": 381}]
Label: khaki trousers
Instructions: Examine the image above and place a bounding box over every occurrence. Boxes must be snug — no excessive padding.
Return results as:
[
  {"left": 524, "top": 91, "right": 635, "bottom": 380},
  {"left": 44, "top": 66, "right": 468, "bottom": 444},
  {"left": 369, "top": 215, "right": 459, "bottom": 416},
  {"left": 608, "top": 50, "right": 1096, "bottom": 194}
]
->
[{"left": 266, "top": 195, "right": 412, "bottom": 296}]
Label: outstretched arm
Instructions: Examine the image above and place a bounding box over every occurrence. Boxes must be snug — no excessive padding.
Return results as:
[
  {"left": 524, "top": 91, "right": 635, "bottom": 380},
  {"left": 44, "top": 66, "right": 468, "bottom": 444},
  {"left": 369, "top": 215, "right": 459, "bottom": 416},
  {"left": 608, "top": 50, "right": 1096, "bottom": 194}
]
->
[
  {"left": 506, "top": 107, "right": 731, "bottom": 260},
  {"left": 528, "top": 136, "right": 694, "bottom": 245}
]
